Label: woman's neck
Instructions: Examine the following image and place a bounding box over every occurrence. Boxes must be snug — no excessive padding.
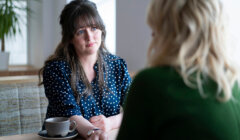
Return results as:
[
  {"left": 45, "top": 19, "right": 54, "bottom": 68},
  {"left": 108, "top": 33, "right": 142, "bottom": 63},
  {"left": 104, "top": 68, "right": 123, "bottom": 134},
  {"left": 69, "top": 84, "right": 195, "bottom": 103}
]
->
[
  {"left": 79, "top": 54, "right": 98, "bottom": 82},
  {"left": 79, "top": 54, "right": 97, "bottom": 68}
]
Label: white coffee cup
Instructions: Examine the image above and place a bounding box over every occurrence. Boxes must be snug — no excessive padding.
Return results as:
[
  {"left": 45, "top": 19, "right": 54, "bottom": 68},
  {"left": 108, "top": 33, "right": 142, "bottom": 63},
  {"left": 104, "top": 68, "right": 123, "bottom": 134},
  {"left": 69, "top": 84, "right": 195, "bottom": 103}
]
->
[{"left": 45, "top": 117, "right": 77, "bottom": 137}]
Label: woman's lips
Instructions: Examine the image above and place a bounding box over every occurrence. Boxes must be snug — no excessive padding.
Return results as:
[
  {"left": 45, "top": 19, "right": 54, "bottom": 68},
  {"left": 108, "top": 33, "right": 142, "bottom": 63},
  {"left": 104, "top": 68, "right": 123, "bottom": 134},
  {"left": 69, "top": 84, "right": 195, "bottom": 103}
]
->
[{"left": 87, "top": 43, "right": 95, "bottom": 47}]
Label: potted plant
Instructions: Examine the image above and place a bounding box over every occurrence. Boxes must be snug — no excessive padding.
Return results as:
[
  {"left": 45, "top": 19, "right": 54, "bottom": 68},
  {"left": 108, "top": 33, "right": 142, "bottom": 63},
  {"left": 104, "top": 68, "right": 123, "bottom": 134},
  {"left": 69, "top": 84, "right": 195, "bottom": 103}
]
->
[{"left": 0, "top": 0, "right": 29, "bottom": 70}]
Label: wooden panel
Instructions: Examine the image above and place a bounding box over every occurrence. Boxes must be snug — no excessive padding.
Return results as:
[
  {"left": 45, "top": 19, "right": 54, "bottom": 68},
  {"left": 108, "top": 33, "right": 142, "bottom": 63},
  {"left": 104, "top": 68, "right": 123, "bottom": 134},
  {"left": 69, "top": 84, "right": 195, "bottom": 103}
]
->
[
  {"left": 0, "top": 65, "right": 39, "bottom": 77},
  {"left": 0, "top": 76, "right": 39, "bottom": 84}
]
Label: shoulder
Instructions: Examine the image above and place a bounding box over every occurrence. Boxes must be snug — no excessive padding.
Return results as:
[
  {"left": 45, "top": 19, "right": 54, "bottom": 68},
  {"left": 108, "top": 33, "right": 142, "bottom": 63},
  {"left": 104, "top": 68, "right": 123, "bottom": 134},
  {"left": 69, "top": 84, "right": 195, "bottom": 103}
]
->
[
  {"left": 135, "top": 66, "right": 179, "bottom": 81},
  {"left": 104, "top": 53, "right": 128, "bottom": 67},
  {"left": 104, "top": 53, "right": 125, "bottom": 62},
  {"left": 45, "top": 60, "right": 69, "bottom": 69},
  {"left": 131, "top": 66, "right": 182, "bottom": 90},
  {"left": 44, "top": 60, "right": 71, "bottom": 75}
]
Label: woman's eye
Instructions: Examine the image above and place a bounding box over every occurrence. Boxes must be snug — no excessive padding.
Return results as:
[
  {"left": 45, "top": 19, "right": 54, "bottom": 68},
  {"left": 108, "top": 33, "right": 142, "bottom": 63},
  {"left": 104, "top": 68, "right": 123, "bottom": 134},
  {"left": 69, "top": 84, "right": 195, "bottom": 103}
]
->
[
  {"left": 77, "top": 30, "right": 84, "bottom": 35},
  {"left": 91, "top": 27, "right": 97, "bottom": 31}
]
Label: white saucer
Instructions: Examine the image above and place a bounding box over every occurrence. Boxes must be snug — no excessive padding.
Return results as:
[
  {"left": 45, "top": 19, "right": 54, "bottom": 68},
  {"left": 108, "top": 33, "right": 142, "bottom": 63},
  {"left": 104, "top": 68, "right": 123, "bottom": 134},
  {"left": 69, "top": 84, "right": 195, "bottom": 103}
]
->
[{"left": 38, "top": 130, "right": 78, "bottom": 140}]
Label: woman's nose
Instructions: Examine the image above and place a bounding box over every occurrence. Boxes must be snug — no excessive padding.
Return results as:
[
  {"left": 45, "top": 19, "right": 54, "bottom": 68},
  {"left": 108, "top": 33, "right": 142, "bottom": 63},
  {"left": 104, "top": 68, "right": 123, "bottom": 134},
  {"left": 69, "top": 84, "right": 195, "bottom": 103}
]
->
[{"left": 85, "top": 29, "right": 93, "bottom": 41}]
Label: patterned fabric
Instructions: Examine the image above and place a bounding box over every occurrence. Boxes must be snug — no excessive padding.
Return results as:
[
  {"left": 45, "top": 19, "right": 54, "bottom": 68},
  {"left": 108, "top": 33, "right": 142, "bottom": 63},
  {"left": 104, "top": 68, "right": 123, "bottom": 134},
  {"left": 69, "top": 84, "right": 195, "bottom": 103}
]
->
[
  {"left": 0, "top": 82, "right": 48, "bottom": 136},
  {"left": 43, "top": 54, "right": 132, "bottom": 120}
]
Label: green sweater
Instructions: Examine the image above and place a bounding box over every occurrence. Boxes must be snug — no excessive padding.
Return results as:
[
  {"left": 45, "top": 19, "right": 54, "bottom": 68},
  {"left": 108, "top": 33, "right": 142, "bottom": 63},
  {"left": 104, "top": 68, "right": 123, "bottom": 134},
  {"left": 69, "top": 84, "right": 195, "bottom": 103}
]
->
[{"left": 117, "top": 67, "right": 240, "bottom": 140}]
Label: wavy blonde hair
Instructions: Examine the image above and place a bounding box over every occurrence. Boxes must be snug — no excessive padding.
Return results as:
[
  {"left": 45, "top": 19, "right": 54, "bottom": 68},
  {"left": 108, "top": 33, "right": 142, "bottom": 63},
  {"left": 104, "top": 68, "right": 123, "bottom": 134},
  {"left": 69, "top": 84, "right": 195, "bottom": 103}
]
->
[{"left": 147, "top": 0, "right": 239, "bottom": 102}]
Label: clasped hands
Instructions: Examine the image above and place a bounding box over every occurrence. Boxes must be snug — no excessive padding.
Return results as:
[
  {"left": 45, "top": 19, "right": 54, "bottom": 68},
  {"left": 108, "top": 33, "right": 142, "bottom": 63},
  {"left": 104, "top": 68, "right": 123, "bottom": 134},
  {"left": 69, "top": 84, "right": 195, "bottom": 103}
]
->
[
  {"left": 86, "top": 115, "right": 111, "bottom": 140},
  {"left": 89, "top": 114, "right": 111, "bottom": 132}
]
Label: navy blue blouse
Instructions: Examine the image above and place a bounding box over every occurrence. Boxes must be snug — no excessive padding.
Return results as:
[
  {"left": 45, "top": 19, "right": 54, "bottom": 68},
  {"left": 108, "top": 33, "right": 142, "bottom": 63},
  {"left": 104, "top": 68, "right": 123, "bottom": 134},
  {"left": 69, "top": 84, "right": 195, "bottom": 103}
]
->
[{"left": 43, "top": 54, "right": 132, "bottom": 120}]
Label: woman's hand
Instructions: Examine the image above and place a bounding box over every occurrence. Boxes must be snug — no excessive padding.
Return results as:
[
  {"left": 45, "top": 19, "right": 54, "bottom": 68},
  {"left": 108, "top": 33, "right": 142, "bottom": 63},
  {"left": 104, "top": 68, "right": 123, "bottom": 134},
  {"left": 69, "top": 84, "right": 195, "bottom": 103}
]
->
[
  {"left": 89, "top": 113, "right": 123, "bottom": 132},
  {"left": 89, "top": 115, "right": 111, "bottom": 132},
  {"left": 87, "top": 129, "right": 108, "bottom": 140},
  {"left": 70, "top": 115, "right": 109, "bottom": 139}
]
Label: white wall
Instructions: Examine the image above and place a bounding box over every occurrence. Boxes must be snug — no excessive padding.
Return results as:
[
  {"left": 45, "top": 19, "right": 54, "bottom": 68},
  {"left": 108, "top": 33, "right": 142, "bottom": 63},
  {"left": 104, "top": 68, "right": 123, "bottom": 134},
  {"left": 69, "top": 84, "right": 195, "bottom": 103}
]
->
[
  {"left": 116, "top": 0, "right": 151, "bottom": 72},
  {"left": 28, "top": 0, "right": 65, "bottom": 68},
  {"left": 222, "top": 0, "right": 240, "bottom": 68}
]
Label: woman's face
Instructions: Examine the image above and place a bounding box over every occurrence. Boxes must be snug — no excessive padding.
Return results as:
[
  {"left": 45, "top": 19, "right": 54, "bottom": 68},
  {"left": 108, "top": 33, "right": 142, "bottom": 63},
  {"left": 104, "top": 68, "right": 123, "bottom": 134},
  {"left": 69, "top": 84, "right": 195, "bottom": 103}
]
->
[{"left": 71, "top": 25, "right": 102, "bottom": 57}]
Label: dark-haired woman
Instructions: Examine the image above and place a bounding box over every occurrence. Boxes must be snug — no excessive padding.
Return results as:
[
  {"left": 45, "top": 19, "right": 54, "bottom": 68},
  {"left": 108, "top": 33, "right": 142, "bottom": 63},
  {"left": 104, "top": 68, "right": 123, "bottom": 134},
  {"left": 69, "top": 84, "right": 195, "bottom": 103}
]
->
[{"left": 39, "top": 0, "right": 131, "bottom": 139}]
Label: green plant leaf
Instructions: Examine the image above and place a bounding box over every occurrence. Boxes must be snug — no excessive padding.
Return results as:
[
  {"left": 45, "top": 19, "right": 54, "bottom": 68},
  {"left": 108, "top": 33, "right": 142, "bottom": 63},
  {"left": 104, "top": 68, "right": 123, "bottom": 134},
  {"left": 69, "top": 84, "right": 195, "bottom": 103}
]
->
[{"left": 0, "top": 0, "right": 29, "bottom": 52}]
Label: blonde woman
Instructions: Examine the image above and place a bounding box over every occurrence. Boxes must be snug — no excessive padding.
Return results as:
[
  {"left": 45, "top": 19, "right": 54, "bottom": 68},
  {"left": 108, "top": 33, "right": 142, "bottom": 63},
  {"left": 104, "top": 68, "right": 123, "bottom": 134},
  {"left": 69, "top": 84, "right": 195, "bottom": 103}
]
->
[{"left": 117, "top": 0, "right": 240, "bottom": 139}]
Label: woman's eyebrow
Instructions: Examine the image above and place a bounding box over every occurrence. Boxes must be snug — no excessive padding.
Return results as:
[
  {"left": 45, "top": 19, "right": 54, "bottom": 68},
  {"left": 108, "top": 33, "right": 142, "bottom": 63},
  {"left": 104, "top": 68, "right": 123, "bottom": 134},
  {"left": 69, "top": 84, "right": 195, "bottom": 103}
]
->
[{"left": 77, "top": 26, "right": 86, "bottom": 29}]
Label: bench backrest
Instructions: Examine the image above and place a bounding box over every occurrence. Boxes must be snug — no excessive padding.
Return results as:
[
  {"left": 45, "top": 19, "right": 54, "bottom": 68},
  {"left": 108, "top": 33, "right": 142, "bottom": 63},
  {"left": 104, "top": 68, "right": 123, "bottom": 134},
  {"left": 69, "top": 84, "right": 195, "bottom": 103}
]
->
[{"left": 0, "top": 76, "right": 48, "bottom": 136}]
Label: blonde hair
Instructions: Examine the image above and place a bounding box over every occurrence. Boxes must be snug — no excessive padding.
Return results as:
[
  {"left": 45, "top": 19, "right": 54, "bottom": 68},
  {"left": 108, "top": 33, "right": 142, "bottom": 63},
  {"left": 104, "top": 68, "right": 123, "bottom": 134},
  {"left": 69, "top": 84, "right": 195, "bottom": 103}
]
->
[{"left": 147, "top": 0, "right": 239, "bottom": 102}]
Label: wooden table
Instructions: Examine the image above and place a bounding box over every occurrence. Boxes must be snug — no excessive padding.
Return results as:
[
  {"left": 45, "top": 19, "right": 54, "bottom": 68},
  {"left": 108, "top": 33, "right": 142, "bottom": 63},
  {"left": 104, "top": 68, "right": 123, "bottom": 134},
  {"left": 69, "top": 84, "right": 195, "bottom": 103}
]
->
[{"left": 0, "top": 129, "right": 119, "bottom": 140}]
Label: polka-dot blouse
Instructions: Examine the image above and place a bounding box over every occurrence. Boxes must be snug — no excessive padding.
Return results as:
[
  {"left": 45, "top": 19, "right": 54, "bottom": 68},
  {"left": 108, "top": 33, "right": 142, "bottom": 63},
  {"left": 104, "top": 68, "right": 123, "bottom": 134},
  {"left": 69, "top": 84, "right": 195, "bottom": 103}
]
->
[{"left": 43, "top": 54, "right": 132, "bottom": 120}]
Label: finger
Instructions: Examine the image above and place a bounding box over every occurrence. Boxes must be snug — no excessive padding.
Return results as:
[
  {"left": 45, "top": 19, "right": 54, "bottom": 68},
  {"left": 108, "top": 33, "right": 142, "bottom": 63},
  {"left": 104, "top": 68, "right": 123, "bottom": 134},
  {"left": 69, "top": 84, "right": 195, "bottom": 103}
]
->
[
  {"left": 98, "top": 115, "right": 104, "bottom": 118},
  {"left": 87, "top": 135, "right": 98, "bottom": 140},
  {"left": 93, "top": 135, "right": 99, "bottom": 140},
  {"left": 91, "top": 119, "right": 104, "bottom": 126},
  {"left": 93, "top": 124, "right": 105, "bottom": 132},
  {"left": 92, "top": 130, "right": 101, "bottom": 140},
  {"left": 100, "top": 131, "right": 108, "bottom": 140},
  {"left": 89, "top": 116, "right": 100, "bottom": 122},
  {"left": 91, "top": 122, "right": 102, "bottom": 129}
]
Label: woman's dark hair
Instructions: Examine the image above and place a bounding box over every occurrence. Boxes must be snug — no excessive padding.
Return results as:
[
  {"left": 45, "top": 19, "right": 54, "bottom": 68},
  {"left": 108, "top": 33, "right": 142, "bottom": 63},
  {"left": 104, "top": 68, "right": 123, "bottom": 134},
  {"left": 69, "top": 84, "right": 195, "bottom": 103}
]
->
[{"left": 39, "top": 0, "right": 109, "bottom": 103}]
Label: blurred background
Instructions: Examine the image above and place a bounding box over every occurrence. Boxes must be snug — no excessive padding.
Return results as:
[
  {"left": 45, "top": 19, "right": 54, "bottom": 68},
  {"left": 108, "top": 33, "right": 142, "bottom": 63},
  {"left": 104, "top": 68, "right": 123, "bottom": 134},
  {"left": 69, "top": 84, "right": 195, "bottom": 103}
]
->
[{"left": 0, "top": 0, "right": 240, "bottom": 74}]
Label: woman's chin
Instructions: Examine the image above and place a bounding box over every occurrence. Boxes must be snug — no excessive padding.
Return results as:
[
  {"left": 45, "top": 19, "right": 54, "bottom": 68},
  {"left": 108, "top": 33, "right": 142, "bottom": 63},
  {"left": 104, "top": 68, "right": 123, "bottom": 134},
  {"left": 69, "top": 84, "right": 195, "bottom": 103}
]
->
[{"left": 86, "top": 49, "right": 99, "bottom": 55}]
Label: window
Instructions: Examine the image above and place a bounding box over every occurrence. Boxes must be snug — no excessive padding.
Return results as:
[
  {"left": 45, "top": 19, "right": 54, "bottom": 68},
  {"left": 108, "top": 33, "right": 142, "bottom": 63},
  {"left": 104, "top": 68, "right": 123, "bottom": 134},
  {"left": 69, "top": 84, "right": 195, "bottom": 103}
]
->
[
  {"left": 2, "top": 0, "right": 27, "bottom": 65},
  {"left": 93, "top": 0, "right": 116, "bottom": 54},
  {"left": 221, "top": 0, "right": 240, "bottom": 66}
]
